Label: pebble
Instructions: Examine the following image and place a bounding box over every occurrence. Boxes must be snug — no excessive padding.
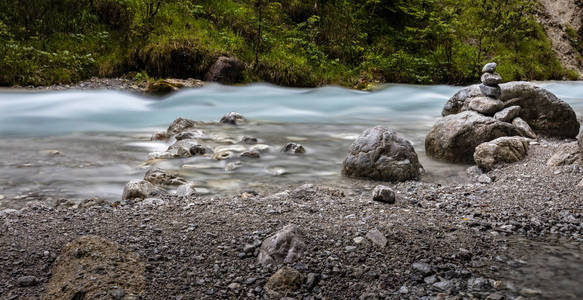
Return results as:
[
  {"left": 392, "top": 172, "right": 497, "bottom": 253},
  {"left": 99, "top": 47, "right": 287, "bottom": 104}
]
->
[
  {"left": 365, "top": 228, "right": 387, "bottom": 247},
  {"left": 478, "top": 174, "right": 492, "bottom": 184},
  {"left": 433, "top": 280, "right": 452, "bottom": 291},
  {"left": 353, "top": 236, "right": 365, "bottom": 244},
  {"left": 411, "top": 262, "right": 432, "bottom": 275},
  {"left": 109, "top": 288, "right": 125, "bottom": 300},
  {"left": 16, "top": 276, "right": 39, "bottom": 287}
]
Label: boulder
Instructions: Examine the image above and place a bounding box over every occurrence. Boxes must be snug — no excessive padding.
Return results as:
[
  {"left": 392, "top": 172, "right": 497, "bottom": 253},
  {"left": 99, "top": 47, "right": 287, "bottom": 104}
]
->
[
  {"left": 473, "top": 137, "right": 529, "bottom": 171},
  {"left": 258, "top": 225, "right": 305, "bottom": 266},
  {"left": 264, "top": 267, "right": 303, "bottom": 298},
  {"left": 343, "top": 126, "right": 423, "bottom": 181},
  {"left": 281, "top": 143, "right": 306, "bottom": 154},
  {"left": 144, "top": 168, "right": 185, "bottom": 186},
  {"left": 372, "top": 185, "right": 395, "bottom": 204},
  {"left": 512, "top": 117, "right": 537, "bottom": 139},
  {"left": 468, "top": 97, "right": 504, "bottom": 115},
  {"left": 479, "top": 84, "right": 501, "bottom": 99},
  {"left": 425, "top": 111, "right": 522, "bottom": 163},
  {"left": 494, "top": 106, "right": 521, "bottom": 123},
  {"left": 166, "top": 117, "right": 197, "bottom": 136},
  {"left": 481, "top": 72, "right": 502, "bottom": 86},
  {"left": 204, "top": 56, "right": 244, "bottom": 84},
  {"left": 167, "top": 140, "right": 209, "bottom": 157},
  {"left": 220, "top": 112, "right": 247, "bottom": 125},
  {"left": 44, "top": 236, "right": 145, "bottom": 300},
  {"left": 547, "top": 142, "right": 582, "bottom": 166},
  {"left": 175, "top": 129, "right": 207, "bottom": 141},
  {"left": 482, "top": 62, "right": 497, "bottom": 73},
  {"left": 122, "top": 180, "right": 156, "bottom": 200},
  {"left": 442, "top": 82, "right": 579, "bottom": 138}
]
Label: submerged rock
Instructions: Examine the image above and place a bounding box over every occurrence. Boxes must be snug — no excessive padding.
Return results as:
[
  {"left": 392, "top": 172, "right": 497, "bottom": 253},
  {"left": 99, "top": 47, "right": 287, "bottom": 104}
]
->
[
  {"left": 494, "top": 106, "right": 521, "bottom": 123},
  {"left": 264, "top": 267, "right": 303, "bottom": 298},
  {"left": 220, "top": 112, "right": 247, "bottom": 125},
  {"left": 44, "top": 236, "right": 145, "bottom": 300},
  {"left": 204, "top": 56, "right": 244, "bottom": 84},
  {"left": 167, "top": 140, "right": 210, "bottom": 158},
  {"left": 281, "top": 143, "right": 306, "bottom": 154},
  {"left": 258, "top": 224, "right": 306, "bottom": 266},
  {"left": 150, "top": 131, "right": 167, "bottom": 141},
  {"left": 473, "top": 137, "right": 529, "bottom": 171},
  {"left": 175, "top": 129, "right": 207, "bottom": 141},
  {"left": 122, "top": 180, "right": 156, "bottom": 200},
  {"left": 547, "top": 142, "right": 582, "bottom": 166},
  {"left": 442, "top": 82, "right": 579, "bottom": 138},
  {"left": 144, "top": 168, "right": 185, "bottom": 186},
  {"left": 343, "top": 126, "right": 423, "bottom": 181},
  {"left": 425, "top": 111, "right": 521, "bottom": 163}
]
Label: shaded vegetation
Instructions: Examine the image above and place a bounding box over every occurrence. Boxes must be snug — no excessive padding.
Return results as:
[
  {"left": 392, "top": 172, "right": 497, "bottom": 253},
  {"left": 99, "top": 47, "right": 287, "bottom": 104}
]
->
[{"left": 0, "top": 0, "right": 571, "bottom": 87}]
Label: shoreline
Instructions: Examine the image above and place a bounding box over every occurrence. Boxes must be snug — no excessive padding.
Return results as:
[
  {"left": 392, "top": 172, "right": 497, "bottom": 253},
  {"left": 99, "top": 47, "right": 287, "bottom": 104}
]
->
[{"left": 1, "top": 137, "right": 582, "bottom": 299}]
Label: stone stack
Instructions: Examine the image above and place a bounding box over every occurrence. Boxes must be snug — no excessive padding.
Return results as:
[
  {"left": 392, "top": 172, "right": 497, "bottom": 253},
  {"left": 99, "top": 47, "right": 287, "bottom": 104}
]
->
[{"left": 467, "top": 63, "right": 504, "bottom": 116}]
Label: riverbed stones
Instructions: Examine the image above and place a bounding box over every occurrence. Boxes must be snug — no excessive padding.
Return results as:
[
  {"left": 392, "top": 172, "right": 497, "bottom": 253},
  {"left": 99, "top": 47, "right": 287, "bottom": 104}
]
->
[
  {"left": 204, "top": 56, "right": 244, "bottom": 84},
  {"left": 167, "top": 140, "right": 209, "bottom": 157},
  {"left": 167, "top": 117, "right": 197, "bottom": 136},
  {"left": 372, "top": 185, "right": 395, "bottom": 204},
  {"left": 512, "top": 117, "right": 537, "bottom": 139},
  {"left": 264, "top": 267, "right": 303, "bottom": 298},
  {"left": 281, "top": 143, "right": 306, "bottom": 154},
  {"left": 144, "top": 168, "right": 185, "bottom": 186},
  {"left": 468, "top": 97, "right": 504, "bottom": 115},
  {"left": 442, "top": 82, "right": 579, "bottom": 138},
  {"left": 122, "top": 180, "right": 156, "bottom": 200},
  {"left": 473, "top": 137, "right": 529, "bottom": 171},
  {"left": 547, "top": 142, "right": 582, "bottom": 166},
  {"left": 494, "top": 106, "right": 521, "bottom": 122},
  {"left": 44, "top": 236, "right": 145, "bottom": 300},
  {"left": 425, "top": 111, "right": 522, "bottom": 163},
  {"left": 220, "top": 112, "right": 246, "bottom": 125},
  {"left": 343, "top": 126, "right": 423, "bottom": 182},
  {"left": 258, "top": 224, "right": 305, "bottom": 266}
]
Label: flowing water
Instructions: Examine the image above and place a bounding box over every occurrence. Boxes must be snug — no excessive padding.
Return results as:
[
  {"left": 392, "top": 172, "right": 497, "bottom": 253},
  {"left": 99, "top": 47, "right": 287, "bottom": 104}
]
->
[{"left": 0, "top": 82, "right": 582, "bottom": 209}]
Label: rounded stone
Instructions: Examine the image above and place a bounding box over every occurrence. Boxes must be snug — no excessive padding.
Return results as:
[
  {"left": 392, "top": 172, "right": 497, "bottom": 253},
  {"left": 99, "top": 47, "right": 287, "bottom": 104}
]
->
[
  {"left": 482, "top": 62, "right": 497, "bottom": 73},
  {"left": 372, "top": 185, "right": 396, "bottom": 204},
  {"left": 479, "top": 84, "right": 501, "bottom": 99},
  {"left": 468, "top": 97, "right": 504, "bottom": 115},
  {"left": 481, "top": 72, "right": 503, "bottom": 86},
  {"left": 493, "top": 106, "right": 521, "bottom": 123},
  {"left": 342, "top": 126, "right": 423, "bottom": 182},
  {"left": 473, "top": 137, "right": 529, "bottom": 171}
]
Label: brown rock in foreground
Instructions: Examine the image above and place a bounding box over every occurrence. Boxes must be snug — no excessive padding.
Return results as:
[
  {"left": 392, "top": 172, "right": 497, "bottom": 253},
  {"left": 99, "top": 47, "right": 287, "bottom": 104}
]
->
[
  {"left": 474, "top": 137, "right": 529, "bottom": 171},
  {"left": 44, "top": 236, "right": 145, "bottom": 300}
]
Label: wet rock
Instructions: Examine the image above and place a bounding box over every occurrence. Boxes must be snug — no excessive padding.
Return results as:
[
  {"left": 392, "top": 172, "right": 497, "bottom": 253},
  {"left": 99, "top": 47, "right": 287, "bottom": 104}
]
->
[
  {"left": 175, "top": 182, "right": 198, "bottom": 198},
  {"left": 122, "top": 180, "right": 156, "bottom": 200},
  {"left": 468, "top": 97, "right": 504, "bottom": 115},
  {"left": 482, "top": 62, "right": 497, "bottom": 73},
  {"left": 494, "top": 106, "right": 521, "bottom": 123},
  {"left": 442, "top": 82, "right": 580, "bottom": 138},
  {"left": 281, "top": 143, "right": 306, "bottom": 154},
  {"left": 425, "top": 111, "right": 521, "bottom": 163},
  {"left": 167, "top": 117, "right": 197, "bottom": 136},
  {"left": 474, "top": 137, "right": 529, "bottom": 171},
  {"left": 240, "top": 150, "right": 260, "bottom": 159},
  {"left": 512, "top": 117, "right": 537, "bottom": 139},
  {"left": 343, "top": 126, "right": 423, "bottom": 181},
  {"left": 204, "top": 56, "right": 245, "bottom": 84},
  {"left": 16, "top": 275, "right": 39, "bottom": 287},
  {"left": 175, "top": 129, "right": 207, "bottom": 141},
  {"left": 144, "top": 168, "right": 185, "bottom": 186},
  {"left": 151, "top": 131, "right": 167, "bottom": 141},
  {"left": 241, "top": 136, "right": 258, "bottom": 145},
  {"left": 258, "top": 224, "right": 306, "bottom": 266},
  {"left": 365, "top": 228, "right": 387, "bottom": 247},
  {"left": 168, "top": 140, "right": 209, "bottom": 157},
  {"left": 44, "top": 236, "right": 144, "bottom": 300},
  {"left": 481, "top": 72, "right": 503, "bottom": 86},
  {"left": 372, "top": 185, "right": 395, "bottom": 204},
  {"left": 479, "top": 84, "right": 501, "bottom": 99},
  {"left": 547, "top": 142, "right": 582, "bottom": 166},
  {"left": 264, "top": 267, "right": 302, "bottom": 298},
  {"left": 220, "top": 112, "right": 246, "bottom": 125},
  {"left": 147, "top": 151, "right": 175, "bottom": 160},
  {"left": 146, "top": 79, "right": 179, "bottom": 95},
  {"left": 213, "top": 150, "right": 234, "bottom": 160}
]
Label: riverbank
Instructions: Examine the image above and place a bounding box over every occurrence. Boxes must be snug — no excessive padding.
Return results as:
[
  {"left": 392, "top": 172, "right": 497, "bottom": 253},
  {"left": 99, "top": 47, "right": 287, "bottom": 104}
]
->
[{"left": 1, "top": 137, "right": 582, "bottom": 299}]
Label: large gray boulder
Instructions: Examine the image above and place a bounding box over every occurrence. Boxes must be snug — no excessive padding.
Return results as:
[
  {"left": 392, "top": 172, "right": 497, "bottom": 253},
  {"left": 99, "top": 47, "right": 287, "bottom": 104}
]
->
[
  {"left": 425, "top": 111, "right": 522, "bottom": 163},
  {"left": 473, "top": 137, "right": 529, "bottom": 171},
  {"left": 442, "top": 82, "right": 579, "bottom": 138},
  {"left": 342, "top": 126, "right": 423, "bottom": 182},
  {"left": 204, "top": 56, "right": 244, "bottom": 84}
]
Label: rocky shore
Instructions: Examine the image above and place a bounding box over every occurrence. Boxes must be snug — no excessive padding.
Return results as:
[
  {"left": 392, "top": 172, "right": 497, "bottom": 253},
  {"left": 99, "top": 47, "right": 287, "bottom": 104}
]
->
[{"left": 1, "top": 63, "right": 582, "bottom": 299}]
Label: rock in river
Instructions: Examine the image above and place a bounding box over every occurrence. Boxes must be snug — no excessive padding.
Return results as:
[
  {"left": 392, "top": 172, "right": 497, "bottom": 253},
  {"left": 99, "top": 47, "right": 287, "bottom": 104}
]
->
[
  {"left": 44, "top": 236, "right": 145, "bottom": 300},
  {"left": 343, "top": 126, "right": 423, "bottom": 182},
  {"left": 166, "top": 117, "right": 197, "bottom": 136},
  {"left": 281, "top": 143, "right": 306, "bottom": 154},
  {"left": 220, "top": 112, "right": 247, "bottom": 125},
  {"left": 258, "top": 224, "right": 306, "bottom": 266},
  {"left": 122, "top": 179, "right": 156, "bottom": 200},
  {"left": 442, "top": 82, "right": 579, "bottom": 138},
  {"left": 425, "top": 111, "right": 521, "bottom": 163},
  {"left": 144, "top": 168, "right": 185, "bottom": 186},
  {"left": 473, "top": 137, "right": 529, "bottom": 171}
]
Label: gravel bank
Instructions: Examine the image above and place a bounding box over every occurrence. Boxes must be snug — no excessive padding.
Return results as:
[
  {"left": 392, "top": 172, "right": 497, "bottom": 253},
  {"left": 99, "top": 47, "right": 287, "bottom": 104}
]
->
[{"left": 0, "top": 138, "right": 582, "bottom": 299}]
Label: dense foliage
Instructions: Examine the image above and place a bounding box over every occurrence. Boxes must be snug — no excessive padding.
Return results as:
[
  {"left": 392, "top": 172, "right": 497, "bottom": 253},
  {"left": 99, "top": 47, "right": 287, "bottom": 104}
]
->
[{"left": 0, "top": 0, "right": 575, "bottom": 87}]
